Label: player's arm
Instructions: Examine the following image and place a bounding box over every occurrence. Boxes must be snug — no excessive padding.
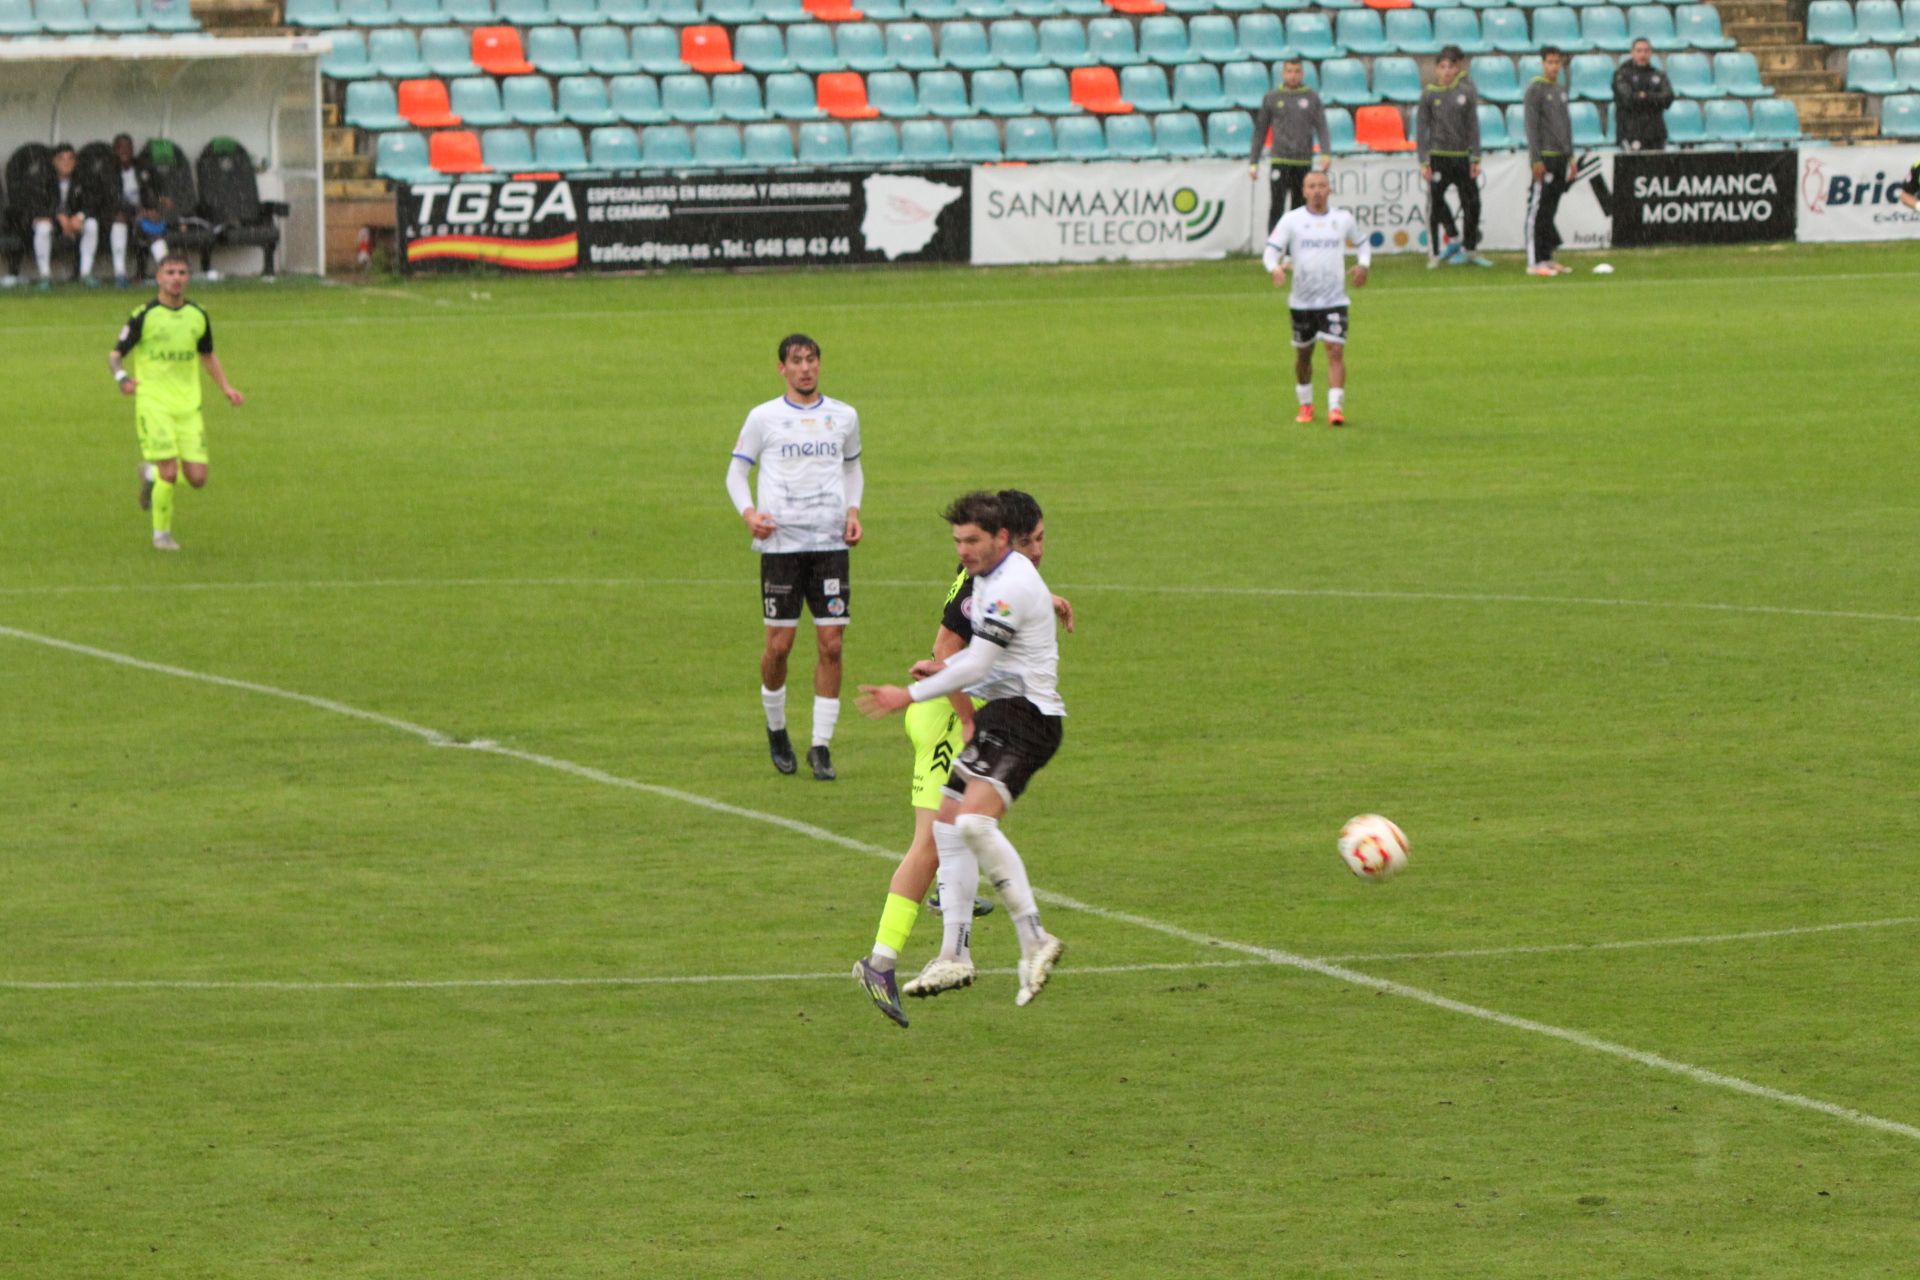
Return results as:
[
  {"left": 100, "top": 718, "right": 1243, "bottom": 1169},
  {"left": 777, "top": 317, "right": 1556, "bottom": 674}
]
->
[
  {"left": 1900, "top": 170, "right": 1919, "bottom": 210},
  {"left": 1310, "top": 94, "right": 1332, "bottom": 170},
  {"left": 1052, "top": 594, "right": 1074, "bottom": 634},
  {"left": 859, "top": 631, "right": 1002, "bottom": 717},
  {"left": 108, "top": 309, "right": 144, "bottom": 395},
  {"left": 930, "top": 623, "right": 977, "bottom": 734},
  {"left": 1347, "top": 215, "right": 1371, "bottom": 286},
  {"left": 1467, "top": 84, "right": 1482, "bottom": 176},
  {"left": 1525, "top": 84, "right": 1545, "bottom": 175},
  {"left": 1262, "top": 228, "right": 1289, "bottom": 286},
  {"left": 1415, "top": 91, "right": 1431, "bottom": 173},
  {"left": 200, "top": 353, "right": 244, "bottom": 406},
  {"left": 1247, "top": 97, "right": 1273, "bottom": 173},
  {"left": 727, "top": 414, "right": 776, "bottom": 538},
  {"left": 841, "top": 450, "right": 863, "bottom": 547}
]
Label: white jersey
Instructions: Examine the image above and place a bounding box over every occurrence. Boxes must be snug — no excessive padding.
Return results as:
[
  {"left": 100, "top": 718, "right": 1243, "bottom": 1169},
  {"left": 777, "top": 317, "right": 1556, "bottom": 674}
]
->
[
  {"left": 731, "top": 394, "right": 862, "bottom": 554},
  {"left": 966, "top": 550, "right": 1066, "bottom": 716},
  {"left": 1264, "top": 206, "right": 1370, "bottom": 310}
]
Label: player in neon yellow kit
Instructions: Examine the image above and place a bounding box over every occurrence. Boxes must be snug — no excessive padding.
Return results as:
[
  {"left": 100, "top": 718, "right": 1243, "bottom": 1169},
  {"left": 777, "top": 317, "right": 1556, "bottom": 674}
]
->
[{"left": 108, "top": 254, "right": 244, "bottom": 551}]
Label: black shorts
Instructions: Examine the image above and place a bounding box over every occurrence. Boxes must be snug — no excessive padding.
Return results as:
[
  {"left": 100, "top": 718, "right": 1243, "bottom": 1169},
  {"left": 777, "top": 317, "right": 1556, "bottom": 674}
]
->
[
  {"left": 945, "top": 696, "right": 1063, "bottom": 806},
  {"left": 1291, "top": 306, "right": 1349, "bottom": 349},
  {"left": 761, "top": 550, "right": 850, "bottom": 627}
]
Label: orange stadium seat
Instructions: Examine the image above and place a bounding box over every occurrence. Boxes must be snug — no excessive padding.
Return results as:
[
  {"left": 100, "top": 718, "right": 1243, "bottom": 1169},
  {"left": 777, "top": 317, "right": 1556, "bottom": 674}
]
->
[
  {"left": 681, "top": 25, "right": 744, "bottom": 73},
  {"left": 817, "top": 71, "right": 880, "bottom": 118},
  {"left": 1354, "top": 104, "right": 1415, "bottom": 151},
  {"left": 428, "top": 129, "right": 491, "bottom": 172},
  {"left": 1363, "top": 0, "right": 1412, "bottom": 9},
  {"left": 1104, "top": 0, "right": 1164, "bottom": 13},
  {"left": 1069, "top": 66, "right": 1133, "bottom": 113},
  {"left": 803, "top": 0, "right": 862, "bottom": 20},
  {"left": 472, "top": 26, "right": 535, "bottom": 75},
  {"left": 398, "top": 79, "right": 462, "bottom": 128}
]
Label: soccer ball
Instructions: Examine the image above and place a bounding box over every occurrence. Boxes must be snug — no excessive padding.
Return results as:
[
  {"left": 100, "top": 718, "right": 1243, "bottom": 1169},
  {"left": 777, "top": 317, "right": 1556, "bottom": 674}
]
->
[{"left": 1338, "top": 814, "right": 1409, "bottom": 881}]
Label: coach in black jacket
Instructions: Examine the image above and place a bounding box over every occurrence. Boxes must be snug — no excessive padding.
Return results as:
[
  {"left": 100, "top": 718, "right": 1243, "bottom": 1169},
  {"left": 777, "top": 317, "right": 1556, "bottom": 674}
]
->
[{"left": 1612, "top": 39, "right": 1675, "bottom": 151}]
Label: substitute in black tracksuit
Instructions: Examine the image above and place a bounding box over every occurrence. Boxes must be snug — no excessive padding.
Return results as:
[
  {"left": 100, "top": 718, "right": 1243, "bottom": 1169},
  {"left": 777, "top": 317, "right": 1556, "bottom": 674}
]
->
[
  {"left": 1612, "top": 38, "right": 1675, "bottom": 151},
  {"left": 1416, "top": 45, "right": 1486, "bottom": 266},
  {"left": 1524, "top": 48, "right": 1576, "bottom": 273},
  {"left": 1248, "top": 58, "right": 1332, "bottom": 223}
]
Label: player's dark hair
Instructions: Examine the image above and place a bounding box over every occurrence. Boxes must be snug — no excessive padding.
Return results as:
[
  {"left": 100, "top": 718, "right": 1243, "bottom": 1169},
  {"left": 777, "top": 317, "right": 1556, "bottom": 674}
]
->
[
  {"left": 1281, "top": 56, "right": 1302, "bottom": 68},
  {"left": 158, "top": 252, "right": 190, "bottom": 270},
  {"left": 1630, "top": 36, "right": 1652, "bottom": 48},
  {"left": 778, "top": 333, "right": 820, "bottom": 362},
  {"left": 1438, "top": 44, "right": 1464, "bottom": 63},
  {"left": 996, "top": 489, "right": 1043, "bottom": 539},
  {"left": 942, "top": 490, "right": 1006, "bottom": 535},
  {"left": 114, "top": 132, "right": 133, "bottom": 146},
  {"left": 52, "top": 142, "right": 74, "bottom": 158},
  {"left": 1541, "top": 44, "right": 1564, "bottom": 59}
]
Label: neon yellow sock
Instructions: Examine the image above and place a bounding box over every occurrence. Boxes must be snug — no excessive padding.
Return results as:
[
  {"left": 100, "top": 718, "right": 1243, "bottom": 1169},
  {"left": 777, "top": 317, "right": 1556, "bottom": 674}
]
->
[
  {"left": 874, "top": 892, "right": 921, "bottom": 959},
  {"left": 151, "top": 474, "right": 175, "bottom": 535}
]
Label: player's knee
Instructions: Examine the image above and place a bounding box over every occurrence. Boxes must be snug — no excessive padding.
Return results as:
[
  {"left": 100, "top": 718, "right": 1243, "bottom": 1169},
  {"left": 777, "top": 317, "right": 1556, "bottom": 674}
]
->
[
  {"left": 955, "top": 811, "right": 998, "bottom": 849},
  {"left": 763, "top": 627, "right": 796, "bottom": 657},
  {"left": 815, "top": 627, "right": 844, "bottom": 662}
]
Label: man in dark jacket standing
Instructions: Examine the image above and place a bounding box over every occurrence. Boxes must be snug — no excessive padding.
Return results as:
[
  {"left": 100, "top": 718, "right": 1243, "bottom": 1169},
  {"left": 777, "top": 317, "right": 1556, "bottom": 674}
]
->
[
  {"left": 1524, "top": 48, "right": 1576, "bottom": 276},
  {"left": 1416, "top": 45, "right": 1490, "bottom": 268},
  {"left": 1248, "top": 58, "right": 1332, "bottom": 227},
  {"left": 1612, "top": 39, "right": 1674, "bottom": 151}
]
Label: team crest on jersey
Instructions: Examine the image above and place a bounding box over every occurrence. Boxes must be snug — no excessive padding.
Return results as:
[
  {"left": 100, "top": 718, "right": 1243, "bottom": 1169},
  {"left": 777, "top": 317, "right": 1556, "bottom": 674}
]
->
[
  {"left": 827, "top": 598, "right": 846, "bottom": 616},
  {"left": 1456, "top": 93, "right": 1467, "bottom": 105}
]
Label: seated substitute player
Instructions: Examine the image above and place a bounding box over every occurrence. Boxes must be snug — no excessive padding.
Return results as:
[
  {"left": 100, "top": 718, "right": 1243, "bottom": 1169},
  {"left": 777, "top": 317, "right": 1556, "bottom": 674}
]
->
[
  {"left": 1263, "top": 169, "right": 1371, "bottom": 427},
  {"left": 111, "top": 254, "right": 245, "bottom": 551},
  {"left": 725, "top": 335, "right": 863, "bottom": 780},
  {"left": 854, "top": 491, "right": 1069, "bottom": 1028},
  {"left": 860, "top": 490, "right": 1076, "bottom": 989}
]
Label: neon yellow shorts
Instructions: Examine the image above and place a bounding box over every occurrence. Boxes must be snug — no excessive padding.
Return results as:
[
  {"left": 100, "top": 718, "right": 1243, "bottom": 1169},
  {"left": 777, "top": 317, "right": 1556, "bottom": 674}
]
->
[
  {"left": 137, "top": 405, "right": 207, "bottom": 465},
  {"left": 905, "top": 696, "right": 981, "bottom": 811}
]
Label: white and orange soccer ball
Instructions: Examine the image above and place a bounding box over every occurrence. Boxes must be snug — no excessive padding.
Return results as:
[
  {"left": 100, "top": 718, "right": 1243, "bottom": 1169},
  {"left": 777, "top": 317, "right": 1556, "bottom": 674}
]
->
[{"left": 1337, "top": 814, "right": 1409, "bottom": 881}]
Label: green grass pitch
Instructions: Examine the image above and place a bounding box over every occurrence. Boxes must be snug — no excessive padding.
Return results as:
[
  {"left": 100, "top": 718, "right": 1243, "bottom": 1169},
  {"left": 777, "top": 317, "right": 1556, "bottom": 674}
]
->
[{"left": 5, "top": 243, "right": 1920, "bottom": 1278}]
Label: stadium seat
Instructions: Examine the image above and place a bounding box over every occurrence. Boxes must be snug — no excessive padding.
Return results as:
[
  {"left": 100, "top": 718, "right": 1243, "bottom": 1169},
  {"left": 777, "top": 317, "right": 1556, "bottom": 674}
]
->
[
  {"left": 942, "top": 21, "right": 998, "bottom": 69},
  {"left": 1335, "top": 8, "right": 1391, "bottom": 52},
  {"left": 1354, "top": 102, "right": 1414, "bottom": 149},
  {"left": 398, "top": 78, "right": 462, "bottom": 126},
  {"left": 1171, "top": 62, "right": 1228, "bottom": 109},
  {"left": 1471, "top": 54, "right": 1521, "bottom": 103},
  {"left": 1017, "top": 66, "right": 1072, "bottom": 112},
  {"left": 1004, "top": 115, "right": 1057, "bottom": 159},
  {"left": 473, "top": 26, "right": 536, "bottom": 74},
  {"left": 1160, "top": 0, "right": 1208, "bottom": 13},
  {"left": 713, "top": 73, "right": 772, "bottom": 121},
  {"left": 611, "top": 74, "right": 670, "bottom": 122},
  {"left": 1071, "top": 65, "right": 1133, "bottom": 111},
  {"left": 91, "top": 0, "right": 149, "bottom": 32},
  {"left": 1674, "top": 4, "right": 1733, "bottom": 49},
  {"left": 497, "top": 0, "right": 548, "bottom": 21},
  {"left": 661, "top": 73, "right": 720, "bottom": 121},
  {"left": 445, "top": 0, "right": 493, "bottom": 20},
  {"left": 858, "top": 0, "right": 905, "bottom": 16},
  {"left": 532, "top": 125, "right": 589, "bottom": 169},
  {"left": 1120, "top": 64, "right": 1174, "bottom": 112},
  {"left": 836, "top": 23, "right": 893, "bottom": 71},
  {"left": 423, "top": 27, "right": 483, "bottom": 77},
  {"left": 1087, "top": 18, "right": 1144, "bottom": 65},
  {"left": 1372, "top": 56, "right": 1422, "bottom": 103},
  {"left": 1479, "top": 7, "right": 1529, "bottom": 51},
  {"left": 1383, "top": 8, "right": 1440, "bottom": 52},
  {"left": 528, "top": 26, "right": 589, "bottom": 76},
  {"left": 743, "top": 121, "right": 798, "bottom": 164},
  {"left": 1153, "top": 110, "right": 1207, "bottom": 155},
  {"left": 1664, "top": 51, "right": 1721, "bottom": 98},
  {"left": 559, "top": 74, "right": 618, "bottom": 123},
  {"left": 802, "top": 0, "right": 860, "bottom": 18},
  {"left": 818, "top": 69, "right": 882, "bottom": 116},
  {"left": 885, "top": 21, "right": 942, "bottom": 69},
  {"left": 900, "top": 118, "right": 953, "bottom": 160},
  {"left": 1569, "top": 51, "right": 1613, "bottom": 100},
  {"left": 342, "top": 0, "right": 392, "bottom": 24},
  {"left": 683, "top": 24, "right": 742, "bottom": 71},
  {"left": 1700, "top": 98, "right": 1752, "bottom": 143},
  {"left": 848, "top": 119, "right": 901, "bottom": 161},
  {"left": 37, "top": 0, "right": 94, "bottom": 29},
  {"left": 1048, "top": 115, "right": 1103, "bottom": 158},
  {"left": 1532, "top": 7, "right": 1590, "bottom": 51},
  {"left": 633, "top": 26, "right": 691, "bottom": 73},
  {"left": 433, "top": 128, "right": 494, "bottom": 172},
  {"left": 1626, "top": 5, "right": 1680, "bottom": 49},
  {"left": 1223, "top": 60, "right": 1271, "bottom": 107},
  {"left": 960, "top": 0, "right": 1010, "bottom": 14},
  {"left": 1431, "top": 9, "right": 1488, "bottom": 54},
  {"left": 346, "top": 80, "right": 408, "bottom": 130},
  {"left": 1855, "top": 0, "right": 1905, "bottom": 42},
  {"left": 867, "top": 69, "right": 921, "bottom": 115},
  {"left": 1140, "top": 15, "right": 1199, "bottom": 63},
  {"left": 907, "top": 0, "right": 958, "bottom": 14},
  {"left": 1285, "top": 13, "right": 1338, "bottom": 57},
  {"left": 1581, "top": 5, "right": 1631, "bottom": 51},
  {"left": 703, "top": 0, "right": 752, "bottom": 19},
  {"left": 375, "top": 130, "right": 433, "bottom": 180},
  {"left": 588, "top": 125, "right": 642, "bottom": 167},
  {"left": 1750, "top": 96, "right": 1800, "bottom": 140},
  {"left": 733, "top": 25, "right": 790, "bottom": 73},
  {"left": 1319, "top": 57, "right": 1372, "bottom": 105},
  {"left": 1907, "top": 0, "right": 1920, "bottom": 38},
  {"left": 450, "top": 77, "right": 512, "bottom": 124},
  {"left": 0, "top": 0, "right": 40, "bottom": 29},
  {"left": 765, "top": 71, "right": 825, "bottom": 118},
  {"left": 654, "top": 0, "right": 700, "bottom": 19},
  {"left": 504, "top": 75, "right": 564, "bottom": 122},
  {"left": 1712, "top": 51, "right": 1768, "bottom": 97},
  {"left": 579, "top": 26, "right": 638, "bottom": 74},
  {"left": 797, "top": 120, "right": 851, "bottom": 163},
  {"left": 1804, "top": 0, "right": 1861, "bottom": 44},
  {"left": 917, "top": 70, "right": 973, "bottom": 114},
  {"left": 1106, "top": 113, "right": 1158, "bottom": 155},
  {"left": 372, "top": 28, "right": 433, "bottom": 77},
  {"left": 640, "top": 123, "right": 694, "bottom": 166},
  {"left": 143, "top": 0, "right": 197, "bottom": 30},
  {"left": 971, "top": 67, "right": 1028, "bottom": 113},
  {"left": 1206, "top": 108, "right": 1252, "bottom": 154},
  {"left": 284, "top": 0, "right": 338, "bottom": 25},
  {"left": 1036, "top": 17, "right": 1093, "bottom": 66},
  {"left": 1898, "top": 46, "right": 1920, "bottom": 91},
  {"left": 951, "top": 117, "right": 1004, "bottom": 159},
  {"left": 1569, "top": 98, "right": 1603, "bottom": 144},
  {"left": 553, "top": 0, "right": 602, "bottom": 20},
  {"left": 1326, "top": 104, "right": 1361, "bottom": 151},
  {"left": 1476, "top": 101, "right": 1511, "bottom": 147},
  {"left": 321, "top": 30, "right": 376, "bottom": 78},
  {"left": 1662, "top": 98, "right": 1704, "bottom": 143},
  {"left": 598, "top": 0, "right": 646, "bottom": 17},
  {"left": 1846, "top": 48, "right": 1901, "bottom": 94},
  {"left": 787, "top": 25, "right": 845, "bottom": 73},
  {"left": 1236, "top": 13, "right": 1289, "bottom": 59},
  {"left": 690, "top": 123, "right": 745, "bottom": 166},
  {"left": 1515, "top": 52, "right": 1542, "bottom": 84}
]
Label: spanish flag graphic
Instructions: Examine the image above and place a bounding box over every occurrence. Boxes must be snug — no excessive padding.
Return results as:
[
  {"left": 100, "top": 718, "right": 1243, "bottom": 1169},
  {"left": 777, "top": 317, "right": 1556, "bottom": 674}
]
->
[{"left": 406, "top": 232, "right": 579, "bottom": 271}]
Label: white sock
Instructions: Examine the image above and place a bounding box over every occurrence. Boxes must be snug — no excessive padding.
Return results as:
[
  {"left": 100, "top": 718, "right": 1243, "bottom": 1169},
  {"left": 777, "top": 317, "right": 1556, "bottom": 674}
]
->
[
  {"left": 956, "top": 813, "right": 1048, "bottom": 955},
  {"left": 33, "top": 221, "right": 51, "bottom": 277},
  {"left": 760, "top": 684, "right": 786, "bottom": 732},
  {"left": 110, "top": 221, "right": 129, "bottom": 276},
  {"left": 811, "top": 695, "right": 839, "bottom": 748},
  {"left": 1330, "top": 388, "right": 1345, "bottom": 412},
  {"left": 79, "top": 219, "right": 99, "bottom": 276},
  {"left": 933, "top": 821, "right": 976, "bottom": 963},
  {"left": 1295, "top": 382, "right": 1313, "bottom": 407}
]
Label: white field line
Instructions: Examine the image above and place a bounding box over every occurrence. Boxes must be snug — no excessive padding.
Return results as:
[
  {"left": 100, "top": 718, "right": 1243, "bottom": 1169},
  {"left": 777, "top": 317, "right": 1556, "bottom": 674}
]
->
[
  {"left": 5, "top": 575, "right": 1920, "bottom": 629},
  {"left": 1327, "top": 915, "right": 1920, "bottom": 964},
  {"left": 4, "top": 620, "right": 1918, "bottom": 1145}
]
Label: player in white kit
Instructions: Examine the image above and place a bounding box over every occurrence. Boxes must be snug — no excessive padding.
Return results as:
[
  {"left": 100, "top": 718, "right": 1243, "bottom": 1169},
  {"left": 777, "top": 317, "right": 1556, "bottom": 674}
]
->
[
  {"left": 854, "top": 491, "right": 1068, "bottom": 1027},
  {"left": 725, "top": 335, "right": 864, "bottom": 780},
  {"left": 1263, "top": 169, "right": 1371, "bottom": 427}
]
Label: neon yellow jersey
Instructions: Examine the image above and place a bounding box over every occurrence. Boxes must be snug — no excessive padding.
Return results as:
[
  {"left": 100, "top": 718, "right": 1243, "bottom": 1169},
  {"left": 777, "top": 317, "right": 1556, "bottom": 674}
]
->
[{"left": 115, "top": 299, "right": 213, "bottom": 415}]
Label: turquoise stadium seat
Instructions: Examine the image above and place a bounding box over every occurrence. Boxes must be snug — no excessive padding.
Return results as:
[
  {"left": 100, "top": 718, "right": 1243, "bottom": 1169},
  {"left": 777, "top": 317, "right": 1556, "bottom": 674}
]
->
[
  {"left": 1056, "top": 116, "right": 1108, "bottom": 158},
  {"left": 581, "top": 25, "right": 639, "bottom": 73},
  {"left": 1664, "top": 51, "right": 1720, "bottom": 98},
  {"left": 1882, "top": 95, "right": 1920, "bottom": 136},
  {"left": 692, "top": 124, "right": 746, "bottom": 167},
  {"left": 788, "top": 25, "right": 844, "bottom": 73},
  {"left": 1121, "top": 64, "right": 1174, "bottom": 112},
  {"left": 736, "top": 25, "right": 792, "bottom": 72},
  {"left": 1021, "top": 66, "right": 1075, "bottom": 112},
  {"left": 633, "top": 26, "right": 691, "bottom": 73},
  {"left": 1327, "top": 104, "right": 1361, "bottom": 151},
  {"left": 1207, "top": 109, "right": 1252, "bottom": 154},
  {"left": 1431, "top": 9, "right": 1488, "bottom": 53},
  {"left": 528, "top": 26, "right": 588, "bottom": 76},
  {"left": 661, "top": 73, "right": 720, "bottom": 121},
  {"left": 1036, "top": 17, "right": 1092, "bottom": 67},
  {"left": 972, "top": 68, "right": 1027, "bottom": 113},
  {"left": 553, "top": 0, "right": 602, "bottom": 21},
  {"left": 1804, "top": 0, "right": 1860, "bottom": 44},
  {"left": 641, "top": 123, "right": 694, "bottom": 167},
  {"left": 589, "top": 125, "right": 642, "bottom": 167},
  {"left": 1285, "top": 13, "right": 1337, "bottom": 58},
  {"left": 0, "top": 0, "right": 42, "bottom": 29},
  {"left": 1162, "top": 0, "right": 1208, "bottom": 13},
  {"left": 1087, "top": 18, "right": 1144, "bottom": 66},
  {"left": 1855, "top": 0, "right": 1905, "bottom": 42},
  {"left": 497, "top": 0, "right": 548, "bottom": 22},
  {"left": 1140, "top": 16, "right": 1199, "bottom": 65},
  {"left": 369, "top": 29, "right": 430, "bottom": 77},
  {"left": 376, "top": 131, "right": 432, "bottom": 180},
  {"left": 611, "top": 74, "right": 669, "bottom": 123},
  {"left": 951, "top": 118, "right": 1003, "bottom": 159},
  {"left": 1471, "top": 54, "right": 1521, "bottom": 103},
  {"left": 907, "top": 0, "right": 959, "bottom": 16},
  {"left": 1675, "top": 4, "right": 1734, "bottom": 48},
  {"left": 857, "top": 0, "right": 904, "bottom": 16},
  {"left": 941, "top": 21, "right": 997, "bottom": 70},
  {"left": 445, "top": 0, "right": 492, "bottom": 19},
  {"left": 653, "top": 0, "right": 700, "bottom": 21},
  {"left": 1569, "top": 52, "right": 1613, "bottom": 99},
  {"left": 868, "top": 69, "right": 921, "bottom": 115},
  {"left": 1907, "top": 0, "right": 1920, "bottom": 37},
  {"left": 1701, "top": 97, "right": 1752, "bottom": 143},
  {"left": 961, "top": 0, "right": 1011, "bottom": 15},
  {"left": 1532, "top": 7, "right": 1590, "bottom": 51},
  {"left": 144, "top": 0, "right": 196, "bottom": 29},
  {"left": 838, "top": 24, "right": 894, "bottom": 72},
  {"left": 504, "top": 76, "right": 563, "bottom": 124},
  {"left": 1049, "top": 0, "right": 1103, "bottom": 12},
  {"left": 704, "top": 0, "right": 752, "bottom": 20},
  {"left": 1515, "top": 53, "right": 1542, "bottom": 84},
  {"left": 1477, "top": 101, "right": 1512, "bottom": 147},
  {"left": 1626, "top": 5, "right": 1679, "bottom": 49},
  {"left": 901, "top": 119, "right": 953, "bottom": 160},
  {"left": 1713, "top": 51, "right": 1769, "bottom": 97},
  {"left": 798, "top": 121, "right": 850, "bottom": 163},
  {"left": 1502, "top": 100, "right": 1526, "bottom": 140},
  {"left": 1662, "top": 98, "right": 1704, "bottom": 143},
  {"left": 1106, "top": 113, "right": 1158, "bottom": 156},
  {"left": 321, "top": 31, "right": 375, "bottom": 78},
  {"left": 1569, "top": 98, "right": 1603, "bottom": 144},
  {"left": 1005, "top": 115, "right": 1057, "bottom": 159},
  {"left": 423, "top": 27, "right": 482, "bottom": 76},
  {"left": 918, "top": 70, "right": 973, "bottom": 115},
  {"left": 1319, "top": 57, "right": 1371, "bottom": 106},
  {"left": 1238, "top": 13, "right": 1290, "bottom": 59},
  {"left": 1898, "top": 46, "right": 1920, "bottom": 90},
  {"left": 1224, "top": 60, "right": 1272, "bottom": 107},
  {"left": 1174, "top": 61, "right": 1229, "bottom": 109},
  {"left": 744, "top": 122, "right": 797, "bottom": 164},
  {"left": 346, "top": 81, "right": 405, "bottom": 129},
  {"left": 1373, "top": 56, "right": 1422, "bottom": 103},
  {"left": 1750, "top": 97, "right": 1799, "bottom": 140},
  {"left": 766, "top": 71, "right": 825, "bottom": 118},
  {"left": 598, "top": 0, "right": 646, "bottom": 17},
  {"left": 849, "top": 121, "right": 900, "bottom": 162},
  {"left": 1190, "top": 15, "right": 1244, "bottom": 61},
  {"left": 450, "top": 77, "right": 511, "bottom": 124},
  {"left": 713, "top": 72, "right": 770, "bottom": 119},
  {"left": 534, "top": 125, "right": 590, "bottom": 170},
  {"left": 92, "top": 0, "right": 150, "bottom": 33},
  {"left": 285, "top": 0, "right": 338, "bottom": 25},
  {"left": 888, "top": 22, "right": 943, "bottom": 70},
  {"left": 1335, "top": 9, "right": 1391, "bottom": 53},
  {"left": 481, "top": 126, "right": 534, "bottom": 168},
  {"left": 1582, "top": 5, "right": 1631, "bottom": 51},
  {"left": 1153, "top": 111, "right": 1207, "bottom": 156},
  {"left": 1482, "top": 8, "right": 1532, "bottom": 52},
  {"left": 1384, "top": 9, "right": 1440, "bottom": 52}
]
